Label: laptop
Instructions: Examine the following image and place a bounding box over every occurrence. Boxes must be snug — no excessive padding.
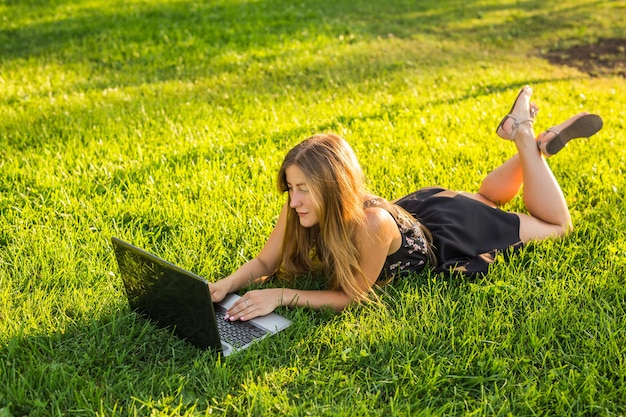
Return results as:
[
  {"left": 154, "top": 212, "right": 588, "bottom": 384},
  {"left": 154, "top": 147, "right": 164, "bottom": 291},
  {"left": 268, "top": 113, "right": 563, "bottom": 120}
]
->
[{"left": 111, "top": 237, "right": 292, "bottom": 356}]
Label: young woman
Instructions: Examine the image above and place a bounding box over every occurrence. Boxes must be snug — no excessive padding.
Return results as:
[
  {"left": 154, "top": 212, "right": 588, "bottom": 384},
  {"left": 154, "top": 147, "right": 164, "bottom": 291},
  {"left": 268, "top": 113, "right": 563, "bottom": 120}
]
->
[{"left": 209, "top": 85, "right": 603, "bottom": 321}]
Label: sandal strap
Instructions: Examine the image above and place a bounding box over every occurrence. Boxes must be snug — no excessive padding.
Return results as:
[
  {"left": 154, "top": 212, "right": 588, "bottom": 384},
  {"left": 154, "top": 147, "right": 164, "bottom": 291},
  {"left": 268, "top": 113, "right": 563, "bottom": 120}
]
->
[
  {"left": 512, "top": 118, "right": 534, "bottom": 128},
  {"left": 510, "top": 118, "right": 534, "bottom": 140}
]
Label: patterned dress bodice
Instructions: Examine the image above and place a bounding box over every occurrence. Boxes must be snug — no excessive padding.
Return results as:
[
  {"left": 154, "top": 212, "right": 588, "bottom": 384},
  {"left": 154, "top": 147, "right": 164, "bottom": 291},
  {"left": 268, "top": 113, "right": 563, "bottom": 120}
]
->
[{"left": 363, "top": 198, "right": 430, "bottom": 280}]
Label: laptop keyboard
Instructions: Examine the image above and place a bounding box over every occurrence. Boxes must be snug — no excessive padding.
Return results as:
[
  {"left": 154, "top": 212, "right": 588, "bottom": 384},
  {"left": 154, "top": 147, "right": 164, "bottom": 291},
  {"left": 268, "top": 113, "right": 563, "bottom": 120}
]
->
[{"left": 214, "top": 305, "right": 269, "bottom": 346}]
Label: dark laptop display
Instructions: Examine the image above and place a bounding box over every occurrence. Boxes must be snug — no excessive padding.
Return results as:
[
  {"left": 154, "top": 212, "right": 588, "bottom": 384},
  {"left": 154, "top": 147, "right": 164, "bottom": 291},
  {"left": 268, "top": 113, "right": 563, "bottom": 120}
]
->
[{"left": 111, "top": 237, "right": 291, "bottom": 354}]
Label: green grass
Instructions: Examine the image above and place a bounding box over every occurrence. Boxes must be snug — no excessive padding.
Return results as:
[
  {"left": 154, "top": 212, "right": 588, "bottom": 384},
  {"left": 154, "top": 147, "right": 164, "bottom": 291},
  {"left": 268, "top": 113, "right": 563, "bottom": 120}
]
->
[{"left": 1, "top": 0, "right": 626, "bottom": 415}]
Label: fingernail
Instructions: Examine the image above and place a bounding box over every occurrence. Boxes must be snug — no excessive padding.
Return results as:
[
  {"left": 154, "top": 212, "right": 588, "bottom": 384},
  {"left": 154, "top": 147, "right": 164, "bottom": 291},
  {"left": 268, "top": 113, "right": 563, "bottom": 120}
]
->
[{"left": 223, "top": 314, "right": 230, "bottom": 320}]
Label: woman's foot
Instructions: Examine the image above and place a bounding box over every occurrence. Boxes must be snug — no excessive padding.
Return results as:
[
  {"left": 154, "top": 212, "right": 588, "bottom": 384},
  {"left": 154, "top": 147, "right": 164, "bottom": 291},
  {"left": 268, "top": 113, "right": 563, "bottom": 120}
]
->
[
  {"left": 496, "top": 85, "right": 539, "bottom": 140},
  {"left": 536, "top": 113, "right": 603, "bottom": 157}
]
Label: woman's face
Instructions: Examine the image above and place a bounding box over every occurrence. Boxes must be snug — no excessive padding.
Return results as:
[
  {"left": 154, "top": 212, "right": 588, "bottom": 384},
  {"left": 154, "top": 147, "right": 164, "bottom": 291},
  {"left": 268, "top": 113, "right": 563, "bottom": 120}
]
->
[{"left": 285, "top": 164, "right": 319, "bottom": 228}]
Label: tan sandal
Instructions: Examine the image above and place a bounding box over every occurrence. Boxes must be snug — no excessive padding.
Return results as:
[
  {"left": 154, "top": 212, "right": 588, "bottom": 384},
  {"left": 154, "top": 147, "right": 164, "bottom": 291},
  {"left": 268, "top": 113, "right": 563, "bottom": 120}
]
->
[
  {"left": 498, "top": 114, "right": 535, "bottom": 141},
  {"left": 537, "top": 114, "right": 603, "bottom": 156},
  {"left": 496, "top": 87, "right": 538, "bottom": 140}
]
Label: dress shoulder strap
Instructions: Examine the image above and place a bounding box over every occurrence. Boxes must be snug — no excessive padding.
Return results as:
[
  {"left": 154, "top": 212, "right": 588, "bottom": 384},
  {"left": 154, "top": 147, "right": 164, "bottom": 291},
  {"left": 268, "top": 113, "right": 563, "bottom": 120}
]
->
[{"left": 363, "top": 197, "right": 385, "bottom": 209}]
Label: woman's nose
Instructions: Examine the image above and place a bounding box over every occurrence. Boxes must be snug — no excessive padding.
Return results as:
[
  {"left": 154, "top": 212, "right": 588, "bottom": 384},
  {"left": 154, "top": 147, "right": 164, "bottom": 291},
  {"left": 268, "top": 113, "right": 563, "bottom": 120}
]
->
[{"left": 290, "top": 193, "right": 301, "bottom": 208}]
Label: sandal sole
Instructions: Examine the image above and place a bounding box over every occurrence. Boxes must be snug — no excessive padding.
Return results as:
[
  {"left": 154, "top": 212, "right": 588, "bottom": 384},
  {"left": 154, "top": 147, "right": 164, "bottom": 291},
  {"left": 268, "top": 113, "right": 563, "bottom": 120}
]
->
[{"left": 544, "top": 114, "right": 603, "bottom": 156}]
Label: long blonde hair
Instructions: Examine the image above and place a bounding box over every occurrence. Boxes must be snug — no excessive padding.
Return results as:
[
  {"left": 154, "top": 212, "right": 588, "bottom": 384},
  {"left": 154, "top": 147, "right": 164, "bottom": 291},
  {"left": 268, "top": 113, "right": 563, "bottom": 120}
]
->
[{"left": 276, "top": 133, "right": 371, "bottom": 301}]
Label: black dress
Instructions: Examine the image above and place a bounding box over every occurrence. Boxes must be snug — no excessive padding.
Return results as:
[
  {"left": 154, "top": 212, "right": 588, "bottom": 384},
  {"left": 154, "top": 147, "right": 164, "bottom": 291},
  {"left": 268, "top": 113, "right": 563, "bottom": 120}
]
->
[{"left": 378, "top": 187, "right": 523, "bottom": 278}]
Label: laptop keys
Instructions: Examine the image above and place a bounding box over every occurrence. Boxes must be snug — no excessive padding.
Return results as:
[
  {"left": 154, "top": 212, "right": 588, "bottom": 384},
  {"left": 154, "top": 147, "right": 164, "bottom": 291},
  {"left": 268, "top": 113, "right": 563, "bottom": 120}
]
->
[{"left": 214, "top": 305, "right": 269, "bottom": 346}]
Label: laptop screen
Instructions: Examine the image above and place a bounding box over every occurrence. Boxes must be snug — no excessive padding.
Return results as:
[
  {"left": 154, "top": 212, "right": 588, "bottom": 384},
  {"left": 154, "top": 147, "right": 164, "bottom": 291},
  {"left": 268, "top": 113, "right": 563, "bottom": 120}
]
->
[{"left": 112, "top": 238, "right": 222, "bottom": 350}]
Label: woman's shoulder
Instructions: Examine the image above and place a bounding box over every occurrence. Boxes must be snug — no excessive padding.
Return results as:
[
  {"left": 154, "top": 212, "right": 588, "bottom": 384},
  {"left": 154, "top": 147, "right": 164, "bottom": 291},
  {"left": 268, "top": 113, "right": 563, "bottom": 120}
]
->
[
  {"left": 356, "top": 197, "right": 402, "bottom": 257},
  {"left": 362, "top": 198, "right": 399, "bottom": 236}
]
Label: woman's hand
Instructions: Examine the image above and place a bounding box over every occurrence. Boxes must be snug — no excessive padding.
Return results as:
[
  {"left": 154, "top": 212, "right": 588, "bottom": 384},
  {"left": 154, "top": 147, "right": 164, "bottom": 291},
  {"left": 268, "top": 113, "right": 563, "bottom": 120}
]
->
[
  {"left": 208, "top": 280, "right": 231, "bottom": 303},
  {"left": 224, "top": 288, "right": 284, "bottom": 321}
]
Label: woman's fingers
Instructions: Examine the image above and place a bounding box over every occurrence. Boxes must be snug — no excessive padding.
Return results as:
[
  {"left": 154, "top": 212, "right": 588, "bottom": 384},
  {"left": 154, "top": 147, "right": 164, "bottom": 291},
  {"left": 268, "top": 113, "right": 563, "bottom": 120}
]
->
[
  {"left": 224, "top": 289, "right": 278, "bottom": 321},
  {"left": 224, "top": 297, "right": 255, "bottom": 321}
]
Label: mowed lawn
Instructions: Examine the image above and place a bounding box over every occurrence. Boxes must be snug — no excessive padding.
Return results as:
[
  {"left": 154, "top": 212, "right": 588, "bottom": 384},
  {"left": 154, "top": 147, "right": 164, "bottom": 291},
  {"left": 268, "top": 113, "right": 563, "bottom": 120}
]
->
[{"left": 1, "top": 0, "right": 625, "bottom": 415}]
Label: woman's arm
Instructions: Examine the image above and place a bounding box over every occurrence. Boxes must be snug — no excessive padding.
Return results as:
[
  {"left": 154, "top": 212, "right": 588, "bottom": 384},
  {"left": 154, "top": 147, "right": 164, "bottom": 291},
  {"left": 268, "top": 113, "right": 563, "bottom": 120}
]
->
[
  {"left": 224, "top": 206, "right": 401, "bottom": 321},
  {"left": 223, "top": 287, "right": 352, "bottom": 321},
  {"left": 209, "top": 202, "right": 288, "bottom": 302}
]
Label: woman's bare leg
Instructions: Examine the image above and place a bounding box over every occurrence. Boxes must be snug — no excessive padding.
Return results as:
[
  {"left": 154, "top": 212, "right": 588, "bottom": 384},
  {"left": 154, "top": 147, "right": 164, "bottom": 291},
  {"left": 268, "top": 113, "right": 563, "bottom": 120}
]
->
[
  {"left": 507, "top": 89, "right": 572, "bottom": 241},
  {"left": 464, "top": 86, "right": 572, "bottom": 241},
  {"left": 476, "top": 154, "right": 523, "bottom": 206},
  {"left": 475, "top": 87, "right": 537, "bottom": 206},
  {"left": 476, "top": 112, "right": 596, "bottom": 206}
]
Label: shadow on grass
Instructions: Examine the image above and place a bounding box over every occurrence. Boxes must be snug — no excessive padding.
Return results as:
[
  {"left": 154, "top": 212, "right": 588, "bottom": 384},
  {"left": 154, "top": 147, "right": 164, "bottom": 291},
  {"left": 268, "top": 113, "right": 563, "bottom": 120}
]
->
[
  {"left": 1, "top": 0, "right": 613, "bottom": 84},
  {"left": 3, "top": 0, "right": 614, "bottom": 151},
  {"left": 1, "top": 311, "right": 200, "bottom": 415},
  {"left": 0, "top": 304, "right": 316, "bottom": 415},
  {"left": 1, "top": 0, "right": 612, "bottom": 63}
]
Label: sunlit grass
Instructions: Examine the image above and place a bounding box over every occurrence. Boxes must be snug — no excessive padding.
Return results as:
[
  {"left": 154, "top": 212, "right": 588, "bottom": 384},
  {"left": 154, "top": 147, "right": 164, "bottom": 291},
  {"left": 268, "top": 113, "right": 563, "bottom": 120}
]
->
[{"left": 1, "top": 0, "right": 625, "bottom": 415}]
